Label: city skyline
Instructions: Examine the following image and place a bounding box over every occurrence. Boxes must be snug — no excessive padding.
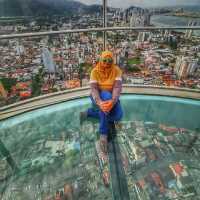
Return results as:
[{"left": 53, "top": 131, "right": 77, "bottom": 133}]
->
[{"left": 76, "top": 0, "right": 200, "bottom": 8}]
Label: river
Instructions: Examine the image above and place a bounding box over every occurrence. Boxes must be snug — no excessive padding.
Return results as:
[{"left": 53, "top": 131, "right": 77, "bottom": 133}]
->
[{"left": 151, "top": 14, "right": 200, "bottom": 36}]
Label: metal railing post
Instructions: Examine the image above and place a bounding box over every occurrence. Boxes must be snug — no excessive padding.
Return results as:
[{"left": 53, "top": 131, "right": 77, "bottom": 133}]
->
[{"left": 103, "top": 0, "right": 107, "bottom": 50}]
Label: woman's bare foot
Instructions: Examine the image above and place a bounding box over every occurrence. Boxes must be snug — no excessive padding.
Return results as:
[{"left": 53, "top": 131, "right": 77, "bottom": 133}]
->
[
  {"left": 100, "top": 135, "right": 108, "bottom": 154},
  {"left": 115, "top": 122, "right": 123, "bottom": 130}
]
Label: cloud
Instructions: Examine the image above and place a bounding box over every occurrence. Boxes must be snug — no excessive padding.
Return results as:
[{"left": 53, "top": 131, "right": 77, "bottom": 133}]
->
[{"left": 76, "top": 0, "right": 200, "bottom": 8}]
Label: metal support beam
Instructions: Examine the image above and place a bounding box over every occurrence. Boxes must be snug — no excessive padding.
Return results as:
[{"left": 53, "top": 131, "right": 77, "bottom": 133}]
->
[
  {"left": 103, "top": 0, "right": 107, "bottom": 50},
  {"left": 1, "top": 26, "right": 200, "bottom": 40},
  {"left": 108, "top": 123, "right": 130, "bottom": 200},
  {"left": 0, "top": 139, "right": 19, "bottom": 172}
]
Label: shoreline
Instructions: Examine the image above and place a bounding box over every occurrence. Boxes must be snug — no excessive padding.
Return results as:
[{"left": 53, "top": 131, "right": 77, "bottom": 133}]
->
[{"left": 165, "top": 13, "right": 200, "bottom": 19}]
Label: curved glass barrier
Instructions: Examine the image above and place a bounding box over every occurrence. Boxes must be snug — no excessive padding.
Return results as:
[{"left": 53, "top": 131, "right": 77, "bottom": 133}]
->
[
  {"left": 0, "top": 95, "right": 200, "bottom": 199},
  {"left": 1, "top": 27, "right": 200, "bottom": 107}
]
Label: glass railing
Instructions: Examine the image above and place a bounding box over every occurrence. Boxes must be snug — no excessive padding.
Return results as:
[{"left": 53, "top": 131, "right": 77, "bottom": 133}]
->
[{"left": 0, "top": 27, "right": 200, "bottom": 107}]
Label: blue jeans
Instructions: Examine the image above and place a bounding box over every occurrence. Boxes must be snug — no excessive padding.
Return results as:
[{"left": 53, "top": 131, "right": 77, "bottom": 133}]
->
[{"left": 87, "top": 91, "right": 123, "bottom": 136}]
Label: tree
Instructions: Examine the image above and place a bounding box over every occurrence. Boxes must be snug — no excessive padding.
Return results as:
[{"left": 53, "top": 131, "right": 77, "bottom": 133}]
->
[
  {"left": 169, "top": 36, "right": 177, "bottom": 50},
  {"left": 126, "top": 65, "right": 141, "bottom": 73},
  {"left": 79, "top": 63, "right": 84, "bottom": 87},
  {"left": 0, "top": 77, "right": 17, "bottom": 92},
  {"left": 97, "top": 32, "right": 103, "bottom": 38},
  {"left": 31, "top": 74, "right": 41, "bottom": 97},
  {"left": 31, "top": 68, "right": 44, "bottom": 97}
]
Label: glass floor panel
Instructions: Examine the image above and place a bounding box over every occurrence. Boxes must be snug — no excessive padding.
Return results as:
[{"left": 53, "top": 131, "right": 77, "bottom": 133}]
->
[
  {"left": 0, "top": 95, "right": 200, "bottom": 200},
  {"left": 116, "top": 121, "right": 200, "bottom": 200},
  {"left": 0, "top": 121, "right": 113, "bottom": 200},
  {"left": 0, "top": 99, "right": 113, "bottom": 200}
]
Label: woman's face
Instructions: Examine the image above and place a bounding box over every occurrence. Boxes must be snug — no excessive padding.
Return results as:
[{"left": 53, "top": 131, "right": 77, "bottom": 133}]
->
[{"left": 100, "top": 56, "right": 113, "bottom": 69}]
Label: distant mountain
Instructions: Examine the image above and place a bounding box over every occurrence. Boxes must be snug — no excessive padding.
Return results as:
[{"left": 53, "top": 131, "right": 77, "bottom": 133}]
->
[
  {"left": 84, "top": 4, "right": 104, "bottom": 14},
  {"left": 126, "top": 6, "right": 146, "bottom": 13},
  {"left": 0, "top": 0, "right": 102, "bottom": 17}
]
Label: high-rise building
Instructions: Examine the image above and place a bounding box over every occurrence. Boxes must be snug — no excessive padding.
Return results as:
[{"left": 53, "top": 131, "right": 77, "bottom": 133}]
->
[
  {"left": 165, "top": 34, "right": 178, "bottom": 49},
  {"left": 16, "top": 41, "right": 25, "bottom": 56},
  {"left": 175, "top": 56, "right": 199, "bottom": 79},
  {"left": 185, "top": 21, "right": 197, "bottom": 39},
  {"left": 129, "top": 9, "right": 151, "bottom": 27},
  {"left": 42, "top": 48, "right": 56, "bottom": 73},
  {"left": 130, "top": 15, "right": 134, "bottom": 27},
  {"left": 123, "top": 11, "right": 127, "bottom": 25},
  {"left": 137, "top": 32, "right": 150, "bottom": 42},
  {"left": 164, "top": 30, "right": 171, "bottom": 38},
  {"left": 137, "top": 32, "right": 145, "bottom": 42}
]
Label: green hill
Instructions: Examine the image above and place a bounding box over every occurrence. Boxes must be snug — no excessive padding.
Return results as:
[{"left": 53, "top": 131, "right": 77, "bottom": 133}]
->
[{"left": 0, "top": 0, "right": 102, "bottom": 17}]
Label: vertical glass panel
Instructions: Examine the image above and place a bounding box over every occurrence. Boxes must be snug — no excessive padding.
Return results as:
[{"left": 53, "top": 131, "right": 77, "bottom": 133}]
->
[{"left": 0, "top": 32, "right": 104, "bottom": 106}]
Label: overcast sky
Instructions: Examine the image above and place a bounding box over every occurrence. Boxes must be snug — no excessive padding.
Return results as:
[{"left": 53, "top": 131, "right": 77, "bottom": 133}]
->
[{"left": 76, "top": 0, "right": 200, "bottom": 8}]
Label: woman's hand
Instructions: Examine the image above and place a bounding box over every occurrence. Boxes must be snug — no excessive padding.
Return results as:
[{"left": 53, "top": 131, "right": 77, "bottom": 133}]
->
[{"left": 98, "top": 100, "right": 114, "bottom": 113}]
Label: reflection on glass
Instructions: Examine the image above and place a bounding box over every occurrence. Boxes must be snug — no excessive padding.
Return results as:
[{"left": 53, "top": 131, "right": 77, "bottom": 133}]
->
[
  {"left": 0, "top": 113, "right": 112, "bottom": 199},
  {"left": 117, "top": 121, "right": 200, "bottom": 200},
  {"left": 0, "top": 96, "right": 200, "bottom": 199}
]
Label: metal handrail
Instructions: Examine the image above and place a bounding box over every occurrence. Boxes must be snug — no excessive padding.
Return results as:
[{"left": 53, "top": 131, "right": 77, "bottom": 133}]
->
[
  {"left": 0, "top": 26, "right": 200, "bottom": 40},
  {"left": 103, "top": 0, "right": 107, "bottom": 50}
]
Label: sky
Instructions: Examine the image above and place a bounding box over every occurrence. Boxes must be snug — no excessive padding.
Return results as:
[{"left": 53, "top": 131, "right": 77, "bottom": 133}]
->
[{"left": 76, "top": 0, "right": 200, "bottom": 8}]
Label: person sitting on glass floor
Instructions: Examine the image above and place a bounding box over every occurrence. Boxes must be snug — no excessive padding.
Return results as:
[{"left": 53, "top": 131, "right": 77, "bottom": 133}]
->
[{"left": 80, "top": 50, "right": 123, "bottom": 153}]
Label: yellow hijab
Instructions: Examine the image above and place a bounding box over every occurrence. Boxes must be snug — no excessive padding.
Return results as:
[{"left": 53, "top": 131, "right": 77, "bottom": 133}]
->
[
  {"left": 96, "top": 50, "right": 115, "bottom": 80},
  {"left": 91, "top": 51, "right": 122, "bottom": 91}
]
